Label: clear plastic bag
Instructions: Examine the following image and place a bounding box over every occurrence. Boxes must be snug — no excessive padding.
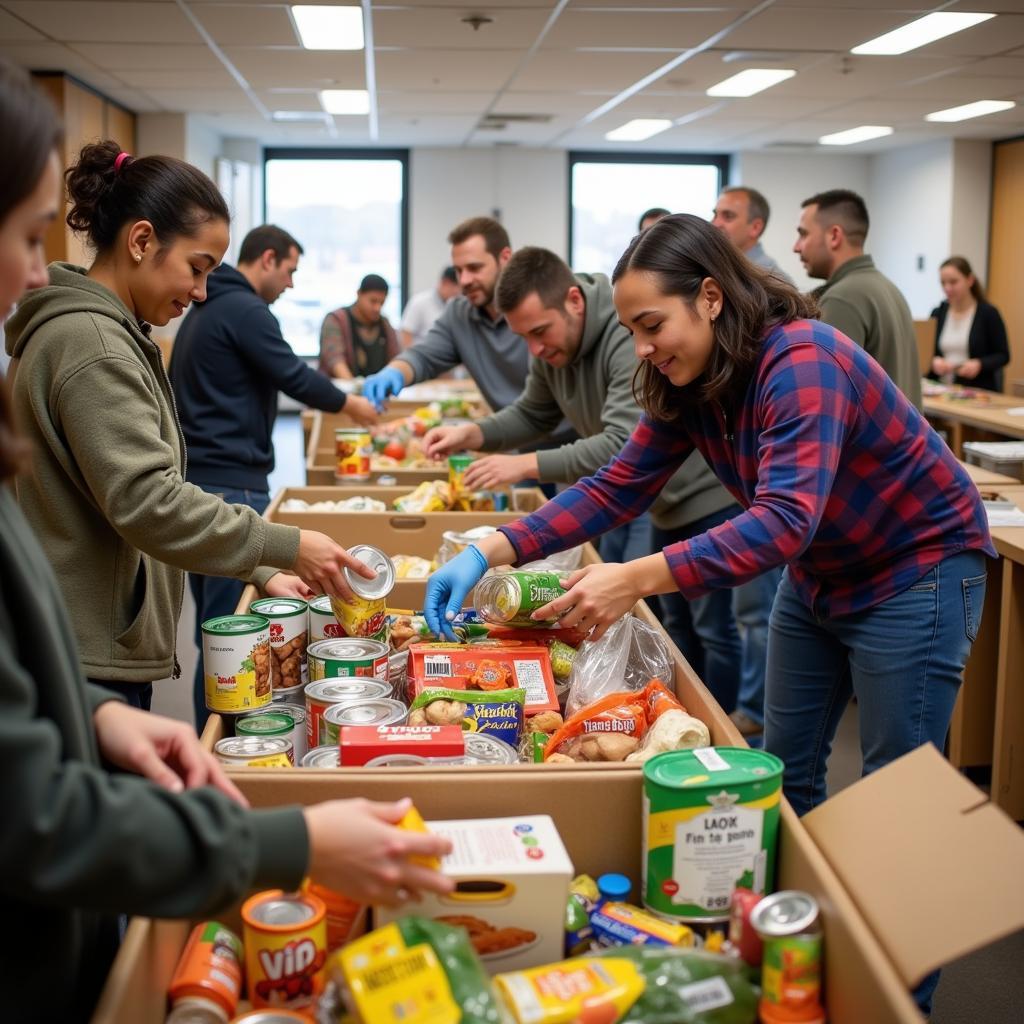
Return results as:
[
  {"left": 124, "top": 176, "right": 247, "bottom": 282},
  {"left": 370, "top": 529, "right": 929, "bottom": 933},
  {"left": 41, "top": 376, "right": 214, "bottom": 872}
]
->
[
  {"left": 521, "top": 546, "right": 583, "bottom": 574},
  {"left": 565, "top": 615, "right": 672, "bottom": 718}
]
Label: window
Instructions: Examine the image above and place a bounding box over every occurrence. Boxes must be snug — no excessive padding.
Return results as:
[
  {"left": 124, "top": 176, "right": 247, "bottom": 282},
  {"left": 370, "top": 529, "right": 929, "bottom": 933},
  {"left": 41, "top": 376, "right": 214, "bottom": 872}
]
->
[
  {"left": 264, "top": 149, "right": 408, "bottom": 358},
  {"left": 569, "top": 152, "right": 729, "bottom": 277}
]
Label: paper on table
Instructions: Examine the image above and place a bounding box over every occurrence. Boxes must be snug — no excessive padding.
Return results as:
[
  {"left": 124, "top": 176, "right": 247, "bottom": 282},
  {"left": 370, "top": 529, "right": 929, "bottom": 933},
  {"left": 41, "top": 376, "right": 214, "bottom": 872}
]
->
[
  {"left": 983, "top": 501, "right": 1024, "bottom": 528},
  {"left": 1005, "top": 407, "right": 1024, "bottom": 417}
]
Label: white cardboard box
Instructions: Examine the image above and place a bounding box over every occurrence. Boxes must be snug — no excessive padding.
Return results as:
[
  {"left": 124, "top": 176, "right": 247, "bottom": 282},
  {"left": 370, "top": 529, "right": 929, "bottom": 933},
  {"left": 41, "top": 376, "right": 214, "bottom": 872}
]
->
[{"left": 374, "top": 815, "right": 573, "bottom": 974}]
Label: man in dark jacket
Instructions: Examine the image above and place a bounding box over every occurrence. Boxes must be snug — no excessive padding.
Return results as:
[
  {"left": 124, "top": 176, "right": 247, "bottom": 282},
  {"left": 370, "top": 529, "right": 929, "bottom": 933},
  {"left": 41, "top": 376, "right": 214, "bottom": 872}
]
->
[{"left": 170, "top": 224, "right": 377, "bottom": 728}]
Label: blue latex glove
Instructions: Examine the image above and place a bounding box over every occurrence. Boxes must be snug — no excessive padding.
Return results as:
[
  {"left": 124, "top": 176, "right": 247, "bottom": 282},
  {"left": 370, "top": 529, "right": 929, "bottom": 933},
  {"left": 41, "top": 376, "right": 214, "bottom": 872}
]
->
[
  {"left": 425, "top": 545, "right": 489, "bottom": 641},
  {"left": 362, "top": 366, "right": 406, "bottom": 412}
]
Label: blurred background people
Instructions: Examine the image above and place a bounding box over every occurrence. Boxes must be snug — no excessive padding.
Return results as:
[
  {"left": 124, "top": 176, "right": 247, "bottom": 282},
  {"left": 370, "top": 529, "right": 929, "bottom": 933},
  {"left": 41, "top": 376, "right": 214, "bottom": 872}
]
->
[{"left": 319, "top": 272, "right": 399, "bottom": 379}]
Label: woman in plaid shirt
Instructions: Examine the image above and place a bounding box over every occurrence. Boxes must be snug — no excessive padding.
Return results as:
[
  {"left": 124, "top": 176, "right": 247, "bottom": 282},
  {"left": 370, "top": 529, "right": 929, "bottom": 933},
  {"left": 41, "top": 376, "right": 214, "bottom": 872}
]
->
[{"left": 428, "top": 214, "right": 994, "bottom": 820}]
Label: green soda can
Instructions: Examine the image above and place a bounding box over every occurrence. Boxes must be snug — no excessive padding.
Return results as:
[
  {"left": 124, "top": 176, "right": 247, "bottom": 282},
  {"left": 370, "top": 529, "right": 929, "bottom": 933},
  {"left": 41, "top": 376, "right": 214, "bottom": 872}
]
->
[
  {"left": 448, "top": 452, "right": 474, "bottom": 495},
  {"left": 474, "top": 570, "right": 567, "bottom": 626}
]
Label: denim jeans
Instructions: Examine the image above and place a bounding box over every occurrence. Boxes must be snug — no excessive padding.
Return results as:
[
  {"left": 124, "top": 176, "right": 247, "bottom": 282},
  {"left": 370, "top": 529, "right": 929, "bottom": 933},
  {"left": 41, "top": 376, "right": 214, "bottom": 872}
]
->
[
  {"left": 89, "top": 678, "right": 153, "bottom": 711},
  {"left": 190, "top": 485, "right": 270, "bottom": 732},
  {"left": 598, "top": 512, "right": 653, "bottom": 564},
  {"left": 763, "top": 548, "right": 987, "bottom": 818},
  {"left": 734, "top": 565, "right": 783, "bottom": 727}
]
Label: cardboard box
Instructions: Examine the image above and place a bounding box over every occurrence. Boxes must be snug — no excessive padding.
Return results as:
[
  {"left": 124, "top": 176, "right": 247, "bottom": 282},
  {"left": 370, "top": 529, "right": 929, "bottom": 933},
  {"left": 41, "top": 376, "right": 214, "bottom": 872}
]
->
[
  {"left": 374, "top": 815, "right": 574, "bottom": 973},
  {"left": 98, "top": 744, "right": 1024, "bottom": 1024}
]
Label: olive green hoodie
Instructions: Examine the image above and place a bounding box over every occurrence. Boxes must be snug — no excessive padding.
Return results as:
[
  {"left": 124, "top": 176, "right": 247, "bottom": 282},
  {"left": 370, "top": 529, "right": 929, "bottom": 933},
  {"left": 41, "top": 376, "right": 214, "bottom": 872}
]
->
[{"left": 4, "top": 264, "right": 300, "bottom": 682}]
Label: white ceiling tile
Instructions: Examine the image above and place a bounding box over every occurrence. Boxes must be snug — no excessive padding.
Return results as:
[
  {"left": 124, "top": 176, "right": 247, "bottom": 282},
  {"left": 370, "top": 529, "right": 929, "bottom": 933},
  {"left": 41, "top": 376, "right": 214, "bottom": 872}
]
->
[
  {"left": 916, "top": 15, "right": 1024, "bottom": 59},
  {"left": 493, "top": 91, "right": 614, "bottom": 115},
  {"left": 257, "top": 90, "right": 323, "bottom": 112},
  {"left": 375, "top": 7, "right": 553, "bottom": 49},
  {"left": 3, "top": 1, "right": 200, "bottom": 44},
  {"left": 144, "top": 87, "right": 256, "bottom": 112},
  {"left": 0, "top": 8, "right": 45, "bottom": 40},
  {"left": 543, "top": 9, "right": 740, "bottom": 50},
  {"left": 888, "top": 74, "right": 1024, "bottom": 103},
  {"left": 68, "top": 42, "right": 221, "bottom": 71},
  {"left": 725, "top": 8, "right": 920, "bottom": 52},
  {"left": 223, "top": 47, "right": 365, "bottom": 88},
  {"left": 378, "top": 90, "right": 488, "bottom": 114},
  {"left": 116, "top": 68, "right": 237, "bottom": 89},
  {"left": 192, "top": 4, "right": 299, "bottom": 47},
  {"left": 376, "top": 47, "right": 521, "bottom": 90},
  {"left": 509, "top": 49, "right": 672, "bottom": 92}
]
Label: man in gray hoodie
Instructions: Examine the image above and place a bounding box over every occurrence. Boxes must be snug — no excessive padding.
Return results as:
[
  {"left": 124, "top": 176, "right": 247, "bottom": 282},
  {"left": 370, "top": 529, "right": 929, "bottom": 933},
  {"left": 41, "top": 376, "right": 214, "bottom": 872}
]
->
[{"left": 424, "top": 247, "right": 745, "bottom": 705}]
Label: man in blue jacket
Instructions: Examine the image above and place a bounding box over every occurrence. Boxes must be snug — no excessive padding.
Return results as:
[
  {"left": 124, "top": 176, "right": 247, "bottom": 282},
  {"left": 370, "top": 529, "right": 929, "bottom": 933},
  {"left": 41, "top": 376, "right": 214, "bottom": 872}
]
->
[{"left": 170, "top": 224, "right": 377, "bottom": 727}]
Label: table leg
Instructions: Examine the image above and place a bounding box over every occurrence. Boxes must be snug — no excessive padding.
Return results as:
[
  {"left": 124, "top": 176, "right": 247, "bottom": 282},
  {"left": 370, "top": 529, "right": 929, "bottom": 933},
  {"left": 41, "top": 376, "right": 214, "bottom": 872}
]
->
[{"left": 993, "top": 559, "right": 1024, "bottom": 819}]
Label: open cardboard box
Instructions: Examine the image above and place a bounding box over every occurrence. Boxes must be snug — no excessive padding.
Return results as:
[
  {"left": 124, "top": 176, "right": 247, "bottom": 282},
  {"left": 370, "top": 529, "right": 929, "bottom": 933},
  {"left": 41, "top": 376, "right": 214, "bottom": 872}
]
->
[
  {"left": 95, "top": 744, "right": 1024, "bottom": 1024},
  {"left": 266, "top": 485, "right": 545, "bottom": 517}
]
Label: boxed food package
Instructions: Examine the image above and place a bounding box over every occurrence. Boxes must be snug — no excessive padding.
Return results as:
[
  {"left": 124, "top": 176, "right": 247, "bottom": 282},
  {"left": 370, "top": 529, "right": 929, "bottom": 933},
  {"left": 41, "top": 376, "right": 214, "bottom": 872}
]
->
[
  {"left": 338, "top": 724, "right": 466, "bottom": 767},
  {"left": 374, "top": 815, "right": 574, "bottom": 974},
  {"left": 407, "top": 642, "right": 559, "bottom": 715}
]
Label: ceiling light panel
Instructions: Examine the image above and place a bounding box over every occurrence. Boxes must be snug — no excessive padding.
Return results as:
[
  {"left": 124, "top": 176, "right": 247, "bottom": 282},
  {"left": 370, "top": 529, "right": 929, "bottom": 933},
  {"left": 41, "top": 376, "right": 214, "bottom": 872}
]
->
[
  {"left": 604, "top": 119, "right": 672, "bottom": 142},
  {"left": 320, "top": 89, "right": 370, "bottom": 115},
  {"left": 706, "top": 68, "right": 796, "bottom": 97},
  {"left": 291, "top": 5, "right": 364, "bottom": 51},
  {"left": 852, "top": 12, "right": 995, "bottom": 56},
  {"left": 925, "top": 100, "right": 1016, "bottom": 122},
  {"left": 819, "top": 125, "right": 894, "bottom": 145}
]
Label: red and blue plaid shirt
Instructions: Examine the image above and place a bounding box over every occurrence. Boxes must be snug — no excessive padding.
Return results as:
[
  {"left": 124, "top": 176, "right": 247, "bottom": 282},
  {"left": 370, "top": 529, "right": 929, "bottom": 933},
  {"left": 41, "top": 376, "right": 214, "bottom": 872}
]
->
[{"left": 499, "top": 318, "right": 995, "bottom": 618}]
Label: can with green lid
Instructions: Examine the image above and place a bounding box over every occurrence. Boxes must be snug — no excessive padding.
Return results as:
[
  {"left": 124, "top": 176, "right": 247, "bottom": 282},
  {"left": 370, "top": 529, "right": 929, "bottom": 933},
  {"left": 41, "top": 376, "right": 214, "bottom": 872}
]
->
[
  {"left": 237, "top": 707, "right": 307, "bottom": 764},
  {"left": 202, "top": 614, "right": 272, "bottom": 714},
  {"left": 642, "top": 746, "right": 784, "bottom": 923}
]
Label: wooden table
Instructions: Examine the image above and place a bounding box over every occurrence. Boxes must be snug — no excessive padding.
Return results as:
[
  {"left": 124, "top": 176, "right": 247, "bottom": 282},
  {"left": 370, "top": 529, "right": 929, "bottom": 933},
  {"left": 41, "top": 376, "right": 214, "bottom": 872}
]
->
[
  {"left": 951, "top": 488, "right": 1024, "bottom": 819},
  {"left": 923, "top": 387, "right": 1024, "bottom": 457},
  {"left": 959, "top": 460, "right": 1022, "bottom": 495}
]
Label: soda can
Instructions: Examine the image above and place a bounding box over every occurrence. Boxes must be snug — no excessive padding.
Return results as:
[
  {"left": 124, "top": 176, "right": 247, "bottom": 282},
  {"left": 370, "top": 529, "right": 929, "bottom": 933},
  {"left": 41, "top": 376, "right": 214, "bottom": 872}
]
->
[{"left": 241, "top": 890, "right": 328, "bottom": 1011}]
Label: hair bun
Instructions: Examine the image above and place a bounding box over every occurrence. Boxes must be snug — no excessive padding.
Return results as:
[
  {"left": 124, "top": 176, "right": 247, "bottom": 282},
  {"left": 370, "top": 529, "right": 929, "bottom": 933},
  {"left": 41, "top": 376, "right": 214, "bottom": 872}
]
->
[{"left": 65, "top": 139, "right": 123, "bottom": 238}]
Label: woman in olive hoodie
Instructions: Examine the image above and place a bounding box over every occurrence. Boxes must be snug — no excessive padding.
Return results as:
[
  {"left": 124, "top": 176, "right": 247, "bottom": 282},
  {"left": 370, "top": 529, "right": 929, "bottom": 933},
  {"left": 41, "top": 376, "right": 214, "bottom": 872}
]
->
[
  {"left": 5, "top": 138, "right": 373, "bottom": 709},
  {"left": 0, "top": 61, "right": 450, "bottom": 1023}
]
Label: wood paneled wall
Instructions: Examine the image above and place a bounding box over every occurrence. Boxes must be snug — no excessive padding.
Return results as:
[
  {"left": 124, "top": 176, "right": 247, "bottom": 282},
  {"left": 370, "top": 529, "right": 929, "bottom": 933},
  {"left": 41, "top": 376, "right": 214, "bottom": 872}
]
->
[
  {"left": 33, "top": 73, "right": 136, "bottom": 266},
  {"left": 989, "top": 138, "right": 1024, "bottom": 395}
]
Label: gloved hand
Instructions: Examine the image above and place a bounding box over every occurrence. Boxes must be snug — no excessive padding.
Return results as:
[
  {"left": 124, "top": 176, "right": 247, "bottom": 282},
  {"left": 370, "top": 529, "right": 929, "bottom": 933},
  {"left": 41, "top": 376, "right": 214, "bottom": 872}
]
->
[
  {"left": 362, "top": 366, "right": 406, "bottom": 412},
  {"left": 425, "top": 545, "right": 489, "bottom": 641}
]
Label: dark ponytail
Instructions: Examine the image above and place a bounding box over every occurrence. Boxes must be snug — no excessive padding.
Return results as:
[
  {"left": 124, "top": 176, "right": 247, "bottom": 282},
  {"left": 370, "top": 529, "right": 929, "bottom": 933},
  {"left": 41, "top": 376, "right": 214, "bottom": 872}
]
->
[
  {"left": 65, "top": 139, "right": 229, "bottom": 255},
  {"left": 613, "top": 213, "right": 818, "bottom": 421},
  {"left": 940, "top": 255, "right": 985, "bottom": 304}
]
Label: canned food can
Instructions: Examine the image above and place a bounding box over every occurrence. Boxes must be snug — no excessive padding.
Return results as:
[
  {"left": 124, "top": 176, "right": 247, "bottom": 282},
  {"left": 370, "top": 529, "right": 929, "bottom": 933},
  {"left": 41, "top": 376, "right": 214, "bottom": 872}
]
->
[
  {"left": 301, "top": 745, "right": 340, "bottom": 768},
  {"left": 328, "top": 546, "right": 395, "bottom": 643},
  {"left": 324, "top": 698, "right": 406, "bottom": 744},
  {"left": 307, "top": 637, "right": 390, "bottom": 683},
  {"left": 388, "top": 649, "right": 409, "bottom": 701},
  {"left": 305, "top": 678, "right": 391, "bottom": 749},
  {"left": 335, "top": 428, "right": 371, "bottom": 481},
  {"left": 214, "top": 735, "right": 293, "bottom": 768},
  {"left": 237, "top": 709, "right": 307, "bottom": 765},
  {"left": 230, "top": 1011, "right": 313, "bottom": 1024},
  {"left": 241, "top": 890, "right": 328, "bottom": 1010},
  {"left": 448, "top": 452, "right": 474, "bottom": 495},
  {"left": 492, "top": 490, "right": 509, "bottom": 512},
  {"left": 168, "top": 921, "right": 243, "bottom": 1021},
  {"left": 642, "top": 747, "right": 783, "bottom": 923},
  {"left": 474, "top": 571, "right": 566, "bottom": 626},
  {"left": 304, "top": 880, "right": 366, "bottom": 952},
  {"left": 750, "top": 891, "right": 824, "bottom": 1024},
  {"left": 167, "top": 999, "right": 227, "bottom": 1024},
  {"left": 271, "top": 681, "right": 306, "bottom": 708},
  {"left": 250, "top": 597, "right": 308, "bottom": 689},
  {"left": 308, "top": 595, "right": 343, "bottom": 643},
  {"left": 728, "top": 888, "right": 765, "bottom": 966},
  {"left": 202, "top": 615, "right": 272, "bottom": 714},
  {"left": 462, "top": 732, "right": 519, "bottom": 765}
]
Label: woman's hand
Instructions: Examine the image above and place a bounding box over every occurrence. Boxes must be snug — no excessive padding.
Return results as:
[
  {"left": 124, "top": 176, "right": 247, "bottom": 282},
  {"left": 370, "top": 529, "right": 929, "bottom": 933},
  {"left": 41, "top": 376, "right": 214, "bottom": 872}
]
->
[
  {"left": 957, "top": 358, "right": 982, "bottom": 380},
  {"left": 932, "top": 356, "right": 951, "bottom": 376},
  {"left": 303, "top": 797, "right": 454, "bottom": 906},
  {"left": 264, "top": 572, "right": 315, "bottom": 600},
  {"left": 424, "top": 422, "right": 483, "bottom": 460},
  {"left": 93, "top": 701, "right": 247, "bottom": 806},
  {"left": 531, "top": 562, "right": 645, "bottom": 642},
  {"left": 463, "top": 453, "right": 536, "bottom": 490},
  {"left": 293, "top": 531, "right": 376, "bottom": 599},
  {"left": 343, "top": 394, "right": 379, "bottom": 427}
]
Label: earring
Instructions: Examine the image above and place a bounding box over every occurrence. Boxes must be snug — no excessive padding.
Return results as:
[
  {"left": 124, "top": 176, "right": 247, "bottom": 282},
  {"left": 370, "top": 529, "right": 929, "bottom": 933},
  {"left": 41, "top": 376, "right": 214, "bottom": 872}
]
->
[{"left": 134, "top": 252, "right": 142, "bottom": 263}]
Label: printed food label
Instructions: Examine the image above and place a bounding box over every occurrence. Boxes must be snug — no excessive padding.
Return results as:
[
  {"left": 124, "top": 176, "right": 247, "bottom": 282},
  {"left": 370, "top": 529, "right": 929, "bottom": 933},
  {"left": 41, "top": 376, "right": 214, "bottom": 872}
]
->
[
  {"left": 693, "top": 747, "right": 731, "bottom": 772},
  {"left": 671, "top": 803, "right": 764, "bottom": 912},
  {"left": 678, "top": 976, "right": 734, "bottom": 1012},
  {"left": 511, "top": 659, "right": 548, "bottom": 704}
]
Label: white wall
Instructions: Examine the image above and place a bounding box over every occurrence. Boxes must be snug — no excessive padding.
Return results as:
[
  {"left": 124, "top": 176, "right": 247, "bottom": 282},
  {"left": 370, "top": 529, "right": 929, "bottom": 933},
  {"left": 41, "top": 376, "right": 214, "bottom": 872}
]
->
[
  {"left": 867, "top": 140, "right": 954, "bottom": 318},
  {"left": 408, "top": 147, "right": 566, "bottom": 296},
  {"left": 950, "top": 139, "right": 993, "bottom": 286},
  {"left": 185, "top": 117, "right": 223, "bottom": 179},
  {"left": 730, "top": 150, "right": 871, "bottom": 292}
]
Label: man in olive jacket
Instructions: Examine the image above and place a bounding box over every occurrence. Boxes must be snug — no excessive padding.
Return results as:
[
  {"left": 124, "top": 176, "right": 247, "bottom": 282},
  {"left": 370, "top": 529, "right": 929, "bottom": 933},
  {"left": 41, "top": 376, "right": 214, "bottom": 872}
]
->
[{"left": 4, "top": 264, "right": 304, "bottom": 706}]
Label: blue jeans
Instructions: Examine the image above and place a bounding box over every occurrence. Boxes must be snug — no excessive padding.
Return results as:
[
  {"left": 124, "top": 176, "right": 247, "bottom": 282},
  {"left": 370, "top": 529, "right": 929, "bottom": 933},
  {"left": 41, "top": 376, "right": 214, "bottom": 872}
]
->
[
  {"left": 598, "top": 512, "right": 652, "bottom": 564},
  {"left": 734, "top": 565, "right": 783, "bottom": 728},
  {"left": 763, "top": 548, "right": 987, "bottom": 817},
  {"left": 89, "top": 678, "right": 153, "bottom": 711},
  {"left": 190, "top": 485, "right": 270, "bottom": 732}
]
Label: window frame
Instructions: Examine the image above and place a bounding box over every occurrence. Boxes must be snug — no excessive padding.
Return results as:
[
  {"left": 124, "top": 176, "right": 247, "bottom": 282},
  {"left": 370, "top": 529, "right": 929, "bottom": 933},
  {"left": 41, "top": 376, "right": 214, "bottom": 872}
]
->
[
  {"left": 567, "top": 150, "right": 731, "bottom": 267},
  {"left": 262, "top": 146, "right": 411, "bottom": 314}
]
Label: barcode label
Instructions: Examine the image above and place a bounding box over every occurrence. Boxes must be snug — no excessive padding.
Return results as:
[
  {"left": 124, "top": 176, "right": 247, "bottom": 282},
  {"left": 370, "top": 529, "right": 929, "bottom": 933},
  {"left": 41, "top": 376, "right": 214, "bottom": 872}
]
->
[
  {"left": 424, "top": 657, "right": 452, "bottom": 677},
  {"left": 678, "top": 977, "right": 733, "bottom": 1012},
  {"left": 512, "top": 659, "right": 547, "bottom": 703},
  {"left": 693, "top": 747, "right": 731, "bottom": 772}
]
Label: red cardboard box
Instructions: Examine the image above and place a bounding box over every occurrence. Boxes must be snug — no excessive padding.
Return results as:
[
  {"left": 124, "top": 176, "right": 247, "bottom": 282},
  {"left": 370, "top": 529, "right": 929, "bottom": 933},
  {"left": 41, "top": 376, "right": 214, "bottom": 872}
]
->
[
  {"left": 407, "top": 642, "right": 559, "bottom": 715},
  {"left": 338, "top": 724, "right": 466, "bottom": 766}
]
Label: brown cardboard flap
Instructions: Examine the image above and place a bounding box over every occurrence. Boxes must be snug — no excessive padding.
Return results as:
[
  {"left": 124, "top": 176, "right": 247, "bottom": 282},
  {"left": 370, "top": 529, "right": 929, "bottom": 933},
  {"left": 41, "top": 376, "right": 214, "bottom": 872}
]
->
[{"left": 802, "top": 743, "right": 1024, "bottom": 986}]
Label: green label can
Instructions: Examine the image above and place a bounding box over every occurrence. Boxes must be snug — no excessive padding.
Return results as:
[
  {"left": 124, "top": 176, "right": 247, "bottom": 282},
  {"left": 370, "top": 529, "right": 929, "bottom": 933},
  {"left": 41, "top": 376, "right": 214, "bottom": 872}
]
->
[
  {"left": 642, "top": 746, "right": 784, "bottom": 923},
  {"left": 474, "top": 571, "right": 566, "bottom": 626},
  {"left": 448, "top": 452, "right": 474, "bottom": 495}
]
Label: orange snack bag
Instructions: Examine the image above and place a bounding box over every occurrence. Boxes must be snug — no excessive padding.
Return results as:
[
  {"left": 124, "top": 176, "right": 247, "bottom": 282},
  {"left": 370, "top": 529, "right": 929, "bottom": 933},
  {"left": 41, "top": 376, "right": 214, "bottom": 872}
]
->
[{"left": 643, "top": 679, "right": 686, "bottom": 721}]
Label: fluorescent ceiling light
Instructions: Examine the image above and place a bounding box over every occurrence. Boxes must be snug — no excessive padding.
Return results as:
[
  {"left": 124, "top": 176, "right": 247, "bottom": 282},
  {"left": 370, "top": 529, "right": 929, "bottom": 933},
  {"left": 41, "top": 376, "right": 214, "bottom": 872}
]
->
[
  {"left": 852, "top": 12, "right": 995, "bottom": 56},
  {"left": 604, "top": 118, "right": 672, "bottom": 142},
  {"left": 320, "top": 89, "right": 370, "bottom": 115},
  {"left": 819, "top": 125, "right": 893, "bottom": 146},
  {"left": 706, "top": 68, "right": 795, "bottom": 97},
  {"left": 272, "top": 111, "right": 329, "bottom": 122},
  {"left": 291, "top": 5, "right": 364, "bottom": 50},
  {"left": 926, "top": 99, "right": 1015, "bottom": 122}
]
